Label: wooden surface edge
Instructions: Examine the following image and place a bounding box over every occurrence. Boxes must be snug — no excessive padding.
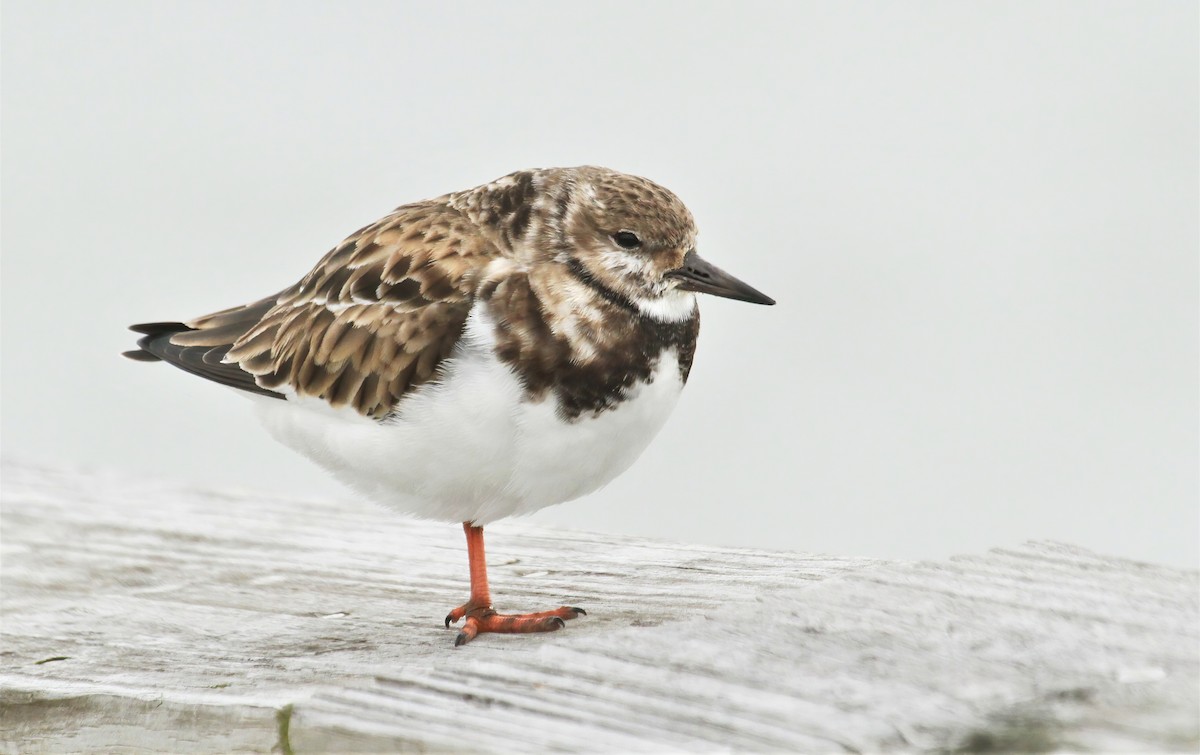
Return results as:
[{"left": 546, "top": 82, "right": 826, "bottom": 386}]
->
[{"left": 2, "top": 462, "right": 1197, "bottom": 753}]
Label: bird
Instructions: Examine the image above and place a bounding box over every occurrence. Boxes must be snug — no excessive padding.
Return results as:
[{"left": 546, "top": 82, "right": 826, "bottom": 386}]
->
[{"left": 125, "top": 166, "right": 775, "bottom": 646}]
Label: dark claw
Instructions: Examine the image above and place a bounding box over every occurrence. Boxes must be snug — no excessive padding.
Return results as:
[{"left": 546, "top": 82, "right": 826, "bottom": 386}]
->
[
  {"left": 454, "top": 631, "right": 469, "bottom": 647},
  {"left": 549, "top": 617, "right": 566, "bottom": 630},
  {"left": 444, "top": 613, "right": 454, "bottom": 628},
  {"left": 570, "top": 607, "right": 587, "bottom": 616}
]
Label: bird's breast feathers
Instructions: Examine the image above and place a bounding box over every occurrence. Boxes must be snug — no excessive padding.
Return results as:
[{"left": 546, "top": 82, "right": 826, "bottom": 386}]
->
[{"left": 255, "top": 300, "right": 692, "bottom": 522}]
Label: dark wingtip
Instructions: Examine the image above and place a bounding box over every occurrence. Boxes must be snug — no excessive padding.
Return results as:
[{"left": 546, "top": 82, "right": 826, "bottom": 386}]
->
[
  {"left": 129, "top": 321, "right": 190, "bottom": 335},
  {"left": 122, "top": 349, "right": 161, "bottom": 362}
]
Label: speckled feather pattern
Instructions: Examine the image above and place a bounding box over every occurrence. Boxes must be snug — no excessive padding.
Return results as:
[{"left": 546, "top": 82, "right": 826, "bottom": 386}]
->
[
  {"left": 127, "top": 166, "right": 727, "bottom": 521},
  {"left": 167, "top": 167, "right": 702, "bottom": 421}
]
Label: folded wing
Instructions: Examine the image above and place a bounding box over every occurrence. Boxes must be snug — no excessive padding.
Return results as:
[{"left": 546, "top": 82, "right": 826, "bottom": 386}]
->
[{"left": 126, "top": 200, "right": 498, "bottom": 419}]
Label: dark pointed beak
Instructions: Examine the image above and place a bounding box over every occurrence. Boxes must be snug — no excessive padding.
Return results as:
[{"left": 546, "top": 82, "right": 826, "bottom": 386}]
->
[{"left": 665, "top": 250, "right": 776, "bottom": 305}]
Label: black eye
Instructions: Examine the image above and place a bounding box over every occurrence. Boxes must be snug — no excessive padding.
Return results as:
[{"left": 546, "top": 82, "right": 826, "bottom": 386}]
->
[{"left": 612, "top": 231, "right": 641, "bottom": 249}]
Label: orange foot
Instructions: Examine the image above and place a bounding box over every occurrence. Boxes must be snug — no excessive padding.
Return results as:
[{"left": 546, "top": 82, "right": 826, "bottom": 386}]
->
[
  {"left": 447, "top": 522, "right": 587, "bottom": 647},
  {"left": 445, "top": 602, "right": 586, "bottom": 646}
]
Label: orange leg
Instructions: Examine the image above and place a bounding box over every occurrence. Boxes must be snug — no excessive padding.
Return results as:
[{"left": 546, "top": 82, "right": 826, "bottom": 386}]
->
[{"left": 444, "top": 522, "right": 585, "bottom": 647}]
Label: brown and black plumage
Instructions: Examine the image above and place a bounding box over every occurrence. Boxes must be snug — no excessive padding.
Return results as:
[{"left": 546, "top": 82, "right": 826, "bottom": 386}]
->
[{"left": 126, "top": 166, "right": 773, "bottom": 645}]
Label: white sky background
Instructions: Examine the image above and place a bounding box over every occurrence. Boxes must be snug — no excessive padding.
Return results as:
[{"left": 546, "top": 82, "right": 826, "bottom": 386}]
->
[{"left": 3, "top": 1, "right": 1196, "bottom": 567}]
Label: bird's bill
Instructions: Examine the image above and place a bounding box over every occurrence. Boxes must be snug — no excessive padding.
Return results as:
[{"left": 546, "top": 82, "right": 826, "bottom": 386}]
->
[{"left": 666, "top": 250, "right": 776, "bottom": 305}]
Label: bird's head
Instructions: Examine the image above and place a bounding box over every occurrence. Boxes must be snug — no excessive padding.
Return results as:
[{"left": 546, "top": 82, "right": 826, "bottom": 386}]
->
[{"left": 468, "top": 167, "right": 775, "bottom": 318}]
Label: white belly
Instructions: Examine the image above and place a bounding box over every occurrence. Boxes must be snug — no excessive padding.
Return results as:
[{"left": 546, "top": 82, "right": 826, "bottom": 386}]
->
[{"left": 252, "top": 309, "right": 686, "bottom": 523}]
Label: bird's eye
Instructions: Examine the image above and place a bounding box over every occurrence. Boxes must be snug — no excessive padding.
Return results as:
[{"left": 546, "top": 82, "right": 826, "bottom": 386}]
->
[{"left": 612, "top": 231, "right": 641, "bottom": 249}]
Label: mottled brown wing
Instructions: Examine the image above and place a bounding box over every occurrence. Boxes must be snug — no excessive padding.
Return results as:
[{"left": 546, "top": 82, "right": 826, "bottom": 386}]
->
[{"left": 172, "top": 199, "right": 498, "bottom": 418}]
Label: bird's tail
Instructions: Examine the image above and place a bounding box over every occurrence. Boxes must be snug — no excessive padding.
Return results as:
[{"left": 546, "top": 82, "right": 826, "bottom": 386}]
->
[
  {"left": 122, "top": 297, "right": 285, "bottom": 399},
  {"left": 123, "top": 321, "right": 191, "bottom": 362}
]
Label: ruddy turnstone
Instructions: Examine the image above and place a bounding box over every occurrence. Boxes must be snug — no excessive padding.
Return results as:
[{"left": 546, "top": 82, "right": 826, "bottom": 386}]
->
[{"left": 125, "top": 166, "right": 774, "bottom": 646}]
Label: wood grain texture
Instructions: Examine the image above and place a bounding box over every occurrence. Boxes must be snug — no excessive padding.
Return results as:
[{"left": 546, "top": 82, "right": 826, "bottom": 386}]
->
[{"left": 2, "top": 462, "right": 1196, "bottom": 753}]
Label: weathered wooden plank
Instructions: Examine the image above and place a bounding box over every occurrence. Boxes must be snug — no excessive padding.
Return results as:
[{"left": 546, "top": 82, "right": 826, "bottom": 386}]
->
[{"left": 2, "top": 462, "right": 1196, "bottom": 753}]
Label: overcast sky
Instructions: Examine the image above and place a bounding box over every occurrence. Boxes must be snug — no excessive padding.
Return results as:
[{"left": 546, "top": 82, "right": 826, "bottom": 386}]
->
[{"left": 3, "top": 1, "right": 1196, "bottom": 567}]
